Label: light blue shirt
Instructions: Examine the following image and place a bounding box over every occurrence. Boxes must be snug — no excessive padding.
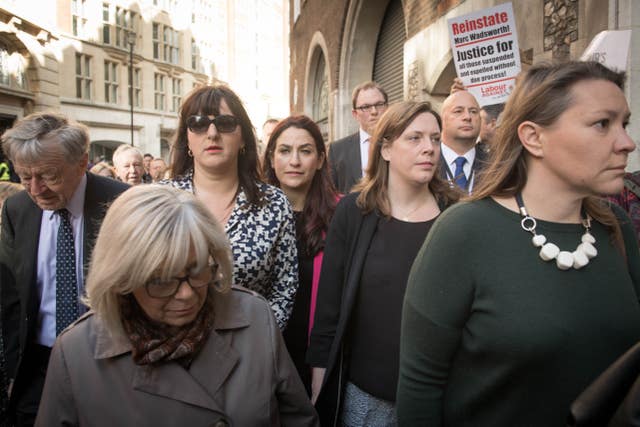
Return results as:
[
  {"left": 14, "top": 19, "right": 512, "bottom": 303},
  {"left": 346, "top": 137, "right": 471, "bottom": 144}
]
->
[{"left": 36, "top": 175, "right": 86, "bottom": 347}]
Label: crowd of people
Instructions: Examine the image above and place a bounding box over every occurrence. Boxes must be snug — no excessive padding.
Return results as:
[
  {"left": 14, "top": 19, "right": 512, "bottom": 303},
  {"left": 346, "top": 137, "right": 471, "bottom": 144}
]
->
[{"left": 0, "top": 58, "right": 639, "bottom": 427}]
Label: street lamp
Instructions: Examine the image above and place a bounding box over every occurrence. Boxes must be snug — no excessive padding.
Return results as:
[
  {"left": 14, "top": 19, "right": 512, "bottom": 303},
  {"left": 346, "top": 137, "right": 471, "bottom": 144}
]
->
[{"left": 127, "top": 31, "right": 136, "bottom": 146}]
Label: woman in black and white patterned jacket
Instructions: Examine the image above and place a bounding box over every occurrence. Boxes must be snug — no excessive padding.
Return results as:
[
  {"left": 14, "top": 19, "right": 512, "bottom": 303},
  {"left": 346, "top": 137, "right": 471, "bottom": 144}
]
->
[{"left": 161, "top": 84, "right": 298, "bottom": 329}]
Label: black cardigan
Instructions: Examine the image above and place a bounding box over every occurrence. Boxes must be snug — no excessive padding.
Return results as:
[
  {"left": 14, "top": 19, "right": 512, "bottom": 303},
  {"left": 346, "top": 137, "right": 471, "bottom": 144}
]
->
[
  {"left": 307, "top": 192, "right": 378, "bottom": 426},
  {"left": 307, "top": 192, "right": 448, "bottom": 426}
]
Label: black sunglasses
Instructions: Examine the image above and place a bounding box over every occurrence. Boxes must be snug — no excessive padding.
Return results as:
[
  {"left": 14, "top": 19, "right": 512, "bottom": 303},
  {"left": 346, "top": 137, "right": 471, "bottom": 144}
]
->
[{"left": 186, "top": 115, "right": 239, "bottom": 134}]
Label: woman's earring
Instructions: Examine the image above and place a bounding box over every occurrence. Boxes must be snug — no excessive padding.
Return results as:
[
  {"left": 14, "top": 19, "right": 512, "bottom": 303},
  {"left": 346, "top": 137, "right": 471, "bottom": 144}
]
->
[
  {"left": 240, "top": 146, "right": 246, "bottom": 155},
  {"left": 187, "top": 148, "right": 193, "bottom": 157}
]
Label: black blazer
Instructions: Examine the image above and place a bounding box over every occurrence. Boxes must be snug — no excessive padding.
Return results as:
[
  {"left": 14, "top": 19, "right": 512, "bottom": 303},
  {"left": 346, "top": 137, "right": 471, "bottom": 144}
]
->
[
  {"left": 307, "top": 192, "right": 378, "bottom": 426},
  {"left": 0, "top": 173, "right": 128, "bottom": 391},
  {"left": 328, "top": 133, "right": 362, "bottom": 194},
  {"left": 438, "top": 143, "right": 489, "bottom": 193}
]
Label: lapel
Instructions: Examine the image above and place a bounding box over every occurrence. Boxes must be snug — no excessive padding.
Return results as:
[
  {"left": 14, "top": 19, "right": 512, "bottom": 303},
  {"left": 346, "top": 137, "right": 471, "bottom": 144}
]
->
[
  {"left": 17, "top": 196, "right": 43, "bottom": 314},
  {"left": 438, "top": 152, "right": 450, "bottom": 180},
  {"left": 94, "top": 290, "right": 250, "bottom": 413},
  {"left": 130, "top": 334, "right": 235, "bottom": 414},
  {"left": 82, "top": 173, "right": 103, "bottom": 271},
  {"left": 340, "top": 210, "right": 379, "bottom": 332},
  {"left": 347, "top": 134, "right": 362, "bottom": 184}
]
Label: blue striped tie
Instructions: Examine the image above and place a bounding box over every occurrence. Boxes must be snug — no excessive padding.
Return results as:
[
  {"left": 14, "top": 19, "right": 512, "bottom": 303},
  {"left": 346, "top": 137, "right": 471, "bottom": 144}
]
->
[{"left": 56, "top": 209, "right": 78, "bottom": 335}]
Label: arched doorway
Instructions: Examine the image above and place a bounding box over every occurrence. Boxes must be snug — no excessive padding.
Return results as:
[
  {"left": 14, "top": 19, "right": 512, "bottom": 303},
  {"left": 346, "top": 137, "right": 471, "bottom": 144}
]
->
[{"left": 305, "top": 33, "right": 330, "bottom": 141}]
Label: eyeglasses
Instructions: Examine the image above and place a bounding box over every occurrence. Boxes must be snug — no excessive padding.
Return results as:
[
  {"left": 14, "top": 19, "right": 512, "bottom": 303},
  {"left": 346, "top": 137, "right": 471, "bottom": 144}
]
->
[
  {"left": 355, "top": 101, "right": 388, "bottom": 113},
  {"left": 18, "top": 169, "right": 64, "bottom": 188},
  {"left": 144, "top": 260, "right": 219, "bottom": 299},
  {"left": 186, "top": 115, "right": 239, "bottom": 134}
]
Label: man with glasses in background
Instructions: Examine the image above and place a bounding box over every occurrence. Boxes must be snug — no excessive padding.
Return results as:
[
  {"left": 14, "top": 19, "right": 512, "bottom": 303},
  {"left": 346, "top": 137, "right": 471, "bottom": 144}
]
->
[{"left": 329, "top": 81, "right": 388, "bottom": 194}]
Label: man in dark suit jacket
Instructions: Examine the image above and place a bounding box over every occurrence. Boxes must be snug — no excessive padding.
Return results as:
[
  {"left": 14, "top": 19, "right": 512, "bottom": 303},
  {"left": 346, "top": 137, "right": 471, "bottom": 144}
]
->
[
  {"left": 329, "top": 81, "right": 388, "bottom": 194},
  {"left": 438, "top": 90, "right": 487, "bottom": 194},
  {"left": 0, "top": 112, "right": 128, "bottom": 426}
]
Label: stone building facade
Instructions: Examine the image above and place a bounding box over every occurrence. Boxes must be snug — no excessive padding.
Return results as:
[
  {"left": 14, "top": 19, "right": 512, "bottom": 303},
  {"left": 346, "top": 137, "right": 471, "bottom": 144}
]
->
[
  {"left": 289, "top": 0, "right": 640, "bottom": 168},
  {"left": 0, "top": 0, "right": 289, "bottom": 163}
]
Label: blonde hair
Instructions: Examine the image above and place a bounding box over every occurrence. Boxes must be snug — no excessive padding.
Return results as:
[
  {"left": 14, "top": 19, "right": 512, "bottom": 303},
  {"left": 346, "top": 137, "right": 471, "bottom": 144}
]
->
[
  {"left": 89, "top": 161, "right": 116, "bottom": 178},
  {"left": 0, "top": 182, "right": 22, "bottom": 219},
  {"left": 355, "top": 101, "right": 460, "bottom": 216},
  {"left": 85, "top": 185, "right": 233, "bottom": 336},
  {"left": 0, "top": 181, "right": 22, "bottom": 202}
]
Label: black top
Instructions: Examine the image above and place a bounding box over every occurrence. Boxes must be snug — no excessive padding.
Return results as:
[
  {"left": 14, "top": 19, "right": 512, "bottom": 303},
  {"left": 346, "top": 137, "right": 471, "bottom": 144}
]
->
[
  {"left": 282, "top": 211, "right": 314, "bottom": 394},
  {"left": 348, "top": 216, "right": 434, "bottom": 401}
]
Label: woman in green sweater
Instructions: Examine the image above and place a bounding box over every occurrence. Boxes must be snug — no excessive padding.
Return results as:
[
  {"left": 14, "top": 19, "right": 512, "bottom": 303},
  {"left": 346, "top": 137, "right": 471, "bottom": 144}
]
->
[{"left": 397, "top": 61, "right": 640, "bottom": 426}]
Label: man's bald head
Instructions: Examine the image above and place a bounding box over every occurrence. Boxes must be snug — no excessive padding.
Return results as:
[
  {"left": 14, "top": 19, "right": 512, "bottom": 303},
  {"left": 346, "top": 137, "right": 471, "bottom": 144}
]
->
[{"left": 441, "top": 90, "right": 481, "bottom": 154}]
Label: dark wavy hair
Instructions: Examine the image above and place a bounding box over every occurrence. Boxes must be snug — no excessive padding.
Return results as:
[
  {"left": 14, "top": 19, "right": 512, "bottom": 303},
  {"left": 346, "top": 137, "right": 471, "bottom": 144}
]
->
[
  {"left": 170, "top": 84, "right": 263, "bottom": 205},
  {"left": 263, "top": 115, "right": 338, "bottom": 256},
  {"left": 355, "top": 101, "right": 460, "bottom": 216}
]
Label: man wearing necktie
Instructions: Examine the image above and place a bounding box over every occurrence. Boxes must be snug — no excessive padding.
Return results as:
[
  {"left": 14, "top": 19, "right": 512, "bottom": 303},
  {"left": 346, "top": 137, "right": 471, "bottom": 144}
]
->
[
  {"left": 438, "top": 90, "right": 487, "bottom": 194},
  {"left": 0, "top": 113, "right": 128, "bottom": 426}
]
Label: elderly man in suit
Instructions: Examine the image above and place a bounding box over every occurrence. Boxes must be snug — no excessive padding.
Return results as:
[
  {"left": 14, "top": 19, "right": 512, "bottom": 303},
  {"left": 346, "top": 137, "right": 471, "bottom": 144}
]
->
[
  {"left": 329, "top": 81, "right": 388, "bottom": 194},
  {"left": 112, "top": 144, "right": 145, "bottom": 186},
  {"left": 438, "top": 90, "right": 487, "bottom": 194},
  {"left": 0, "top": 112, "right": 129, "bottom": 426}
]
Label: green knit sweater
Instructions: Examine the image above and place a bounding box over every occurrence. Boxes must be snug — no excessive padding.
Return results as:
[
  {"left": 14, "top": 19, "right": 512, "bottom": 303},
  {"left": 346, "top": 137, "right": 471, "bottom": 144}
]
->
[{"left": 397, "top": 198, "right": 640, "bottom": 426}]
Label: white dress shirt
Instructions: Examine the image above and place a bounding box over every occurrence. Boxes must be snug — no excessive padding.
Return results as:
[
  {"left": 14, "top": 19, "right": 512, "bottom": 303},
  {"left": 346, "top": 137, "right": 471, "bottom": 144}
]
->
[
  {"left": 441, "top": 143, "right": 477, "bottom": 192},
  {"left": 359, "top": 128, "right": 371, "bottom": 176}
]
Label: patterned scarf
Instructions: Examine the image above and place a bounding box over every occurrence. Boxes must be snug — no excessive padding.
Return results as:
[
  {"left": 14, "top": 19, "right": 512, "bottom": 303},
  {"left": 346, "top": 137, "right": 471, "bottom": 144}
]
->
[{"left": 119, "top": 292, "right": 215, "bottom": 368}]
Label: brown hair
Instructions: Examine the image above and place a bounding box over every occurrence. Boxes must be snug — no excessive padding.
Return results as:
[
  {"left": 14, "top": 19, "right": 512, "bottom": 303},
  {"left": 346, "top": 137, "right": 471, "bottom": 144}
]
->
[
  {"left": 170, "top": 84, "right": 263, "bottom": 205},
  {"left": 263, "top": 115, "right": 338, "bottom": 256},
  {"left": 470, "top": 60, "right": 627, "bottom": 250},
  {"left": 351, "top": 81, "right": 388, "bottom": 109},
  {"left": 355, "top": 101, "right": 460, "bottom": 216}
]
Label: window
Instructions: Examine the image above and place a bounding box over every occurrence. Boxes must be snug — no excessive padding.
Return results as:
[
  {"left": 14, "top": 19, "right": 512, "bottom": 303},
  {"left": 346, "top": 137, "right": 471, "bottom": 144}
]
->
[
  {"left": 0, "top": 42, "right": 27, "bottom": 90},
  {"left": 153, "top": 23, "right": 180, "bottom": 64},
  {"left": 154, "top": 73, "right": 165, "bottom": 110},
  {"left": 72, "top": 0, "right": 87, "bottom": 37},
  {"left": 128, "top": 67, "right": 141, "bottom": 108},
  {"left": 191, "top": 38, "right": 199, "bottom": 70},
  {"left": 75, "top": 54, "right": 92, "bottom": 100},
  {"left": 152, "top": 23, "right": 160, "bottom": 60},
  {"left": 115, "top": 7, "right": 137, "bottom": 49},
  {"left": 102, "top": 3, "right": 111, "bottom": 44},
  {"left": 104, "top": 60, "right": 118, "bottom": 103},
  {"left": 171, "top": 78, "right": 182, "bottom": 112},
  {"left": 163, "top": 27, "right": 179, "bottom": 64},
  {"left": 160, "top": 138, "right": 170, "bottom": 161}
]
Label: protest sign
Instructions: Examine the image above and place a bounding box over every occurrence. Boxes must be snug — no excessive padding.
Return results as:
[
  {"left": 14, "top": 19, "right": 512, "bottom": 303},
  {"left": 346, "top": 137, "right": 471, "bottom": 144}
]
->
[
  {"left": 448, "top": 2, "right": 521, "bottom": 106},
  {"left": 580, "top": 30, "right": 632, "bottom": 72}
]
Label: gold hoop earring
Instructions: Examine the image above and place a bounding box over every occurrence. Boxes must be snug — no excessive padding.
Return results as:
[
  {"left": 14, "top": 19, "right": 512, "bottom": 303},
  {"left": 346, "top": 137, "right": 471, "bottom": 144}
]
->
[{"left": 187, "top": 148, "right": 193, "bottom": 157}]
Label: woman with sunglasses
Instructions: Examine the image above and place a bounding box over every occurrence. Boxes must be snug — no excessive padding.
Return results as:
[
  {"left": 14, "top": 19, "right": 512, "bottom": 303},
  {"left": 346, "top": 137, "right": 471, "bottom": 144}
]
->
[
  {"left": 35, "top": 185, "right": 318, "bottom": 426},
  {"left": 161, "top": 84, "right": 298, "bottom": 329}
]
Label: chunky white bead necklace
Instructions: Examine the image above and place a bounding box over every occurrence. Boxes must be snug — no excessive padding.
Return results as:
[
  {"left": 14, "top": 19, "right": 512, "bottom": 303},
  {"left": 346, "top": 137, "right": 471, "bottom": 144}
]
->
[{"left": 515, "top": 193, "right": 597, "bottom": 270}]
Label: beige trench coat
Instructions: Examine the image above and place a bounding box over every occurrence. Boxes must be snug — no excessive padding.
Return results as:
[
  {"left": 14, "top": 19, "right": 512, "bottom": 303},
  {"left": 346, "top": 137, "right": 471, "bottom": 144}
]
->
[{"left": 34, "top": 287, "right": 319, "bottom": 427}]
